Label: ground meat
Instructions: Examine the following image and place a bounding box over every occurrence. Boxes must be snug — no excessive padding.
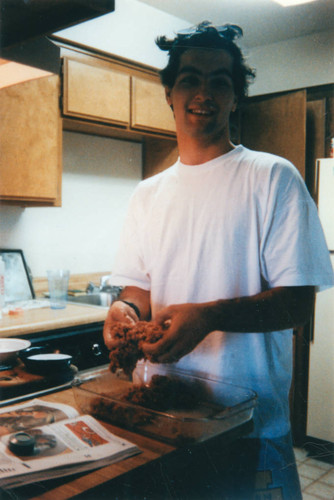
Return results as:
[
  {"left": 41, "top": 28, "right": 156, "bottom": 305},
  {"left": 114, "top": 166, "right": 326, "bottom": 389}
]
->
[
  {"left": 90, "top": 375, "right": 200, "bottom": 432},
  {"left": 108, "top": 321, "right": 164, "bottom": 375},
  {"left": 91, "top": 396, "right": 153, "bottom": 428},
  {"left": 122, "top": 374, "right": 199, "bottom": 411}
]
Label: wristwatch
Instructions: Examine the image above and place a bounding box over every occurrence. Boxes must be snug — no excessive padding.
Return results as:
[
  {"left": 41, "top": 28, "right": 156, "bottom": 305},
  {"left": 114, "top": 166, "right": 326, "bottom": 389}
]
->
[{"left": 118, "top": 300, "right": 141, "bottom": 319}]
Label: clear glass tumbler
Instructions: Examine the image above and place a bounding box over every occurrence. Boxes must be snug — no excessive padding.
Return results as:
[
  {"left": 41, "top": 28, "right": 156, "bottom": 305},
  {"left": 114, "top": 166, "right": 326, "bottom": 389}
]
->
[{"left": 47, "top": 270, "right": 70, "bottom": 309}]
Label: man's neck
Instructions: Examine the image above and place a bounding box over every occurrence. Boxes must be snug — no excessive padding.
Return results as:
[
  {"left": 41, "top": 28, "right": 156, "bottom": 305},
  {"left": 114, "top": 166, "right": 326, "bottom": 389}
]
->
[{"left": 178, "top": 136, "right": 235, "bottom": 165}]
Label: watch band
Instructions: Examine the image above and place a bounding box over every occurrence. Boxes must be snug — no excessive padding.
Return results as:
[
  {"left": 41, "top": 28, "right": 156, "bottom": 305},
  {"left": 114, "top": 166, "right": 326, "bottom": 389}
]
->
[{"left": 118, "top": 300, "right": 141, "bottom": 319}]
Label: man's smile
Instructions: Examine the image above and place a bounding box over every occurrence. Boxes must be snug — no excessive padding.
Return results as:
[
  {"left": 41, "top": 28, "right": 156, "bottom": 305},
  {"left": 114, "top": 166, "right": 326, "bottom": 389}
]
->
[{"left": 187, "top": 106, "right": 216, "bottom": 116}]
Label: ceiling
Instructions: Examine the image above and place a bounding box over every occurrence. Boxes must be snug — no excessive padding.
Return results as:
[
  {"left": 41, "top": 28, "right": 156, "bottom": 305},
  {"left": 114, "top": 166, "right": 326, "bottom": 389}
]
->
[{"left": 137, "top": 0, "right": 334, "bottom": 48}]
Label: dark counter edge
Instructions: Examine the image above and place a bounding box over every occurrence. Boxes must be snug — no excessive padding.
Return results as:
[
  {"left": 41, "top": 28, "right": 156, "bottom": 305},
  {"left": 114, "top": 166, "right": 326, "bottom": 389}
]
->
[{"left": 72, "top": 420, "right": 254, "bottom": 499}]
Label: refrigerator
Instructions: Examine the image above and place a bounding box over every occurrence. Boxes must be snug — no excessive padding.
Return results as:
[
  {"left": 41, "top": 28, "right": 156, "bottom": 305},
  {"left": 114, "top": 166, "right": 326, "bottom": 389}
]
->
[{"left": 307, "top": 158, "right": 334, "bottom": 442}]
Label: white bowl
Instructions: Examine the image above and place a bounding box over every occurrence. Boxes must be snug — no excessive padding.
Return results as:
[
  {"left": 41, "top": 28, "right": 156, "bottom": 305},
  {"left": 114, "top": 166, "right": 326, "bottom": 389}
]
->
[{"left": 0, "top": 338, "right": 31, "bottom": 366}]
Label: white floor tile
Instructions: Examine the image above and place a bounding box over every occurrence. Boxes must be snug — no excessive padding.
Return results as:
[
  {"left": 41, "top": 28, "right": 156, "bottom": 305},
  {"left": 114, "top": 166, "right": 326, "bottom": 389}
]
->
[
  {"left": 298, "top": 463, "right": 328, "bottom": 481},
  {"left": 305, "top": 458, "right": 334, "bottom": 471},
  {"left": 304, "top": 480, "right": 334, "bottom": 499},
  {"left": 320, "top": 469, "right": 334, "bottom": 487},
  {"left": 302, "top": 493, "right": 325, "bottom": 500},
  {"left": 295, "top": 447, "right": 309, "bottom": 462},
  {"left": 293, "top": 447, "right": 334, "bottom": 498},
  {"left": 300, "top": 475, "right": 315, "bottom": 489}
]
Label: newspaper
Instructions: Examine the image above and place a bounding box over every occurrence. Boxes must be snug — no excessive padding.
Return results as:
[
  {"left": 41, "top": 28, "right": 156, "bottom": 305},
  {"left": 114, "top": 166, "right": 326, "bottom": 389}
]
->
[{"left": 0, "top": 399, "right": 140, "bottom": 488}]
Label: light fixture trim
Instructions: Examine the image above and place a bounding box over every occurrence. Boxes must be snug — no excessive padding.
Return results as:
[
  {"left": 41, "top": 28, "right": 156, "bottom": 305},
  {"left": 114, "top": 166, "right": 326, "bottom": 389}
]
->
[{"left": 273, "top": 0, "right": 317, "bottom": 6}]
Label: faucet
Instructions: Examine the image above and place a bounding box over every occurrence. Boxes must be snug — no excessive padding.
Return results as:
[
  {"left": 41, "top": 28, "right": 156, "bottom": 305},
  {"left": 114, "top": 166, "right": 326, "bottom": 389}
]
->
[
  {"left": 100, "top": 275, "right": 112, "bottom": 291},
  {"left": 86, "top": 276, "right": 122, "bottom": 301}
]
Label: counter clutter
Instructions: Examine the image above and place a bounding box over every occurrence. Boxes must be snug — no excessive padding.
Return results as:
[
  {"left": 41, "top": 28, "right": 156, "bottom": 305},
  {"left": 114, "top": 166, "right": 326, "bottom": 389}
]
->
[
  {"left": 0, "top": 302, "right": 110, "bottom": 403},
  {"left": 0, "top": 387, "right": 176, "bottom": 499},
  {"left": 0, "top": 299, "right": 256, "bottom": 498},
  {"left": 0, "top": 375, "right": 255, "bottom": 500},
  {"left": 0, "top": 397, "right": 140, "bottom": 489},
  {"left": 0, "top": 302, "right": 108, "bottom": 338}
]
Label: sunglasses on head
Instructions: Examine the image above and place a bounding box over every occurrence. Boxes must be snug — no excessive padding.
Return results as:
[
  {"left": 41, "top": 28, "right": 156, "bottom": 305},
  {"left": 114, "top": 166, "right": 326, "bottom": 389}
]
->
[{"left": 177, "top": 21, "right": 243, "bottom": 41}]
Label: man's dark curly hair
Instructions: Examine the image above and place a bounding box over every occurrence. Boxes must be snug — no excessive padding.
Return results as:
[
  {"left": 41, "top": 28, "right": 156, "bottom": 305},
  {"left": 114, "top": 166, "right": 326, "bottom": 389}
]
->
[{"left": 156, "top": 21, "right": 256, "bottom": 102}]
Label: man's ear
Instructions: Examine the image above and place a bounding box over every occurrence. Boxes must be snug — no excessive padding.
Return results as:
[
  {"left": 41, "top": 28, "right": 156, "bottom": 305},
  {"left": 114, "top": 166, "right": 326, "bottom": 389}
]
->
[
  {"left": 165, "top": 87, "right": 173, "bottom": 109},
  {"left": 231, "top": 97, "right": 238, "bottom": 113}
]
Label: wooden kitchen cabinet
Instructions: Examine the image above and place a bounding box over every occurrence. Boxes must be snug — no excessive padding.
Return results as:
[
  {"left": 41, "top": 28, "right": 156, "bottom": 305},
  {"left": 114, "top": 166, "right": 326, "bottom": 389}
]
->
[
  {"left": 241, "top": 90, "right": 306, "bottom": 179},
  {"left": 63, "top": 58, "right": 130, "bottom": 127},
  {"left": 144, "top": 89, "right": 307, "bottom": 181},
  {"left": 131, "top": 76, "right": 175, "bottom": 134},
  {"left": 0, "top": 72, "right": 62, "bottom": 206},
  {"left": 59, "top": 48, "right": 176, "bottom": 139}
]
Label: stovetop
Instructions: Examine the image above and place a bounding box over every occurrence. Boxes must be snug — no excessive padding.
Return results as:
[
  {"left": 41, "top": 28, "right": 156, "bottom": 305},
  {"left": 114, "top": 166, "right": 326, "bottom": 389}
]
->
[{"left": 0, "top": 361, "right": 100, "bottom": 409}]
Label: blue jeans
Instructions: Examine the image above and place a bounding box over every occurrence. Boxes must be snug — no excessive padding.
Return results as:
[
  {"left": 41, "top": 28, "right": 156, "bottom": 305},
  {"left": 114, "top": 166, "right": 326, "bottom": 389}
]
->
[
  {"left": 219, "top": 432, "right": 302, "bottom": 499},
  {"left": 162, "top": 432, "right": 302, "bottom": 499},
  {"left": 252, "top": 432, "right": 302, "bottom": 500}
]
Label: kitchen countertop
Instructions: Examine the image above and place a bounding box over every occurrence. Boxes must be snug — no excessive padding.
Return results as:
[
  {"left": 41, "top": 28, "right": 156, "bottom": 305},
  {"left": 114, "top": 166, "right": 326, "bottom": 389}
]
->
[
  {"left": 0, "top": 300, "right": 255, "bottom": 498},
  {"left": 0, "top": 303, "right": 108, "bottom": 338},
  {"left": 3, "top": 387, "right": 253, "bottom": 500},
  {"left": 2, "top": 388, "right": 175, "bottom": 500}
]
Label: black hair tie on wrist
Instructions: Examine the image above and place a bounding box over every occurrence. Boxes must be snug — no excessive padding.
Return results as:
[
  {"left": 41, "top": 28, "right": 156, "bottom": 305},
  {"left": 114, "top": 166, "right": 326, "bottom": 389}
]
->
[{"left": 119, "top": 300, "right": 141, "bottom": 319}]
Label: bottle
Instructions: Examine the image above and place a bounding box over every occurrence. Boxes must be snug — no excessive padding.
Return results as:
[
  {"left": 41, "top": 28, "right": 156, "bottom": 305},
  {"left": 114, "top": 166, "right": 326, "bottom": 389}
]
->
[{"left": 0, "top": 257, "right": 5, "bottom": 319}]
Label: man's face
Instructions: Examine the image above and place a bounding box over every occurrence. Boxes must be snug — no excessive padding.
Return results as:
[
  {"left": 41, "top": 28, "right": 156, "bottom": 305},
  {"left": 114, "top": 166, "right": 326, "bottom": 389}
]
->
[{"left": 165, "top": 48, "right": 237, "bottom": 142}]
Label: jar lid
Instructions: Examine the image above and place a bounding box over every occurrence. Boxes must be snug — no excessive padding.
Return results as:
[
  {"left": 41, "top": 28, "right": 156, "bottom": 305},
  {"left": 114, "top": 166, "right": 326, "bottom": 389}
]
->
[{"left": 8, "top": 432, "right": 35, "bottom": 455}]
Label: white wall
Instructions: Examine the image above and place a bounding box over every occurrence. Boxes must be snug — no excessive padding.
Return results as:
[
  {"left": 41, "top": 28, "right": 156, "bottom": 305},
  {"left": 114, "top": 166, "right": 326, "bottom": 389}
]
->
[
  {"left": 0, "top": 0, "right": 188, "bottom": 280},
  {"left": 248, "top": 29, "right": 334, "bottom": 96},
  {"left": 53, "top": 0, "right": 189, "bottom": 69},
  {"left": 0, "top": 132, "right": 142, "bottom": 277}
]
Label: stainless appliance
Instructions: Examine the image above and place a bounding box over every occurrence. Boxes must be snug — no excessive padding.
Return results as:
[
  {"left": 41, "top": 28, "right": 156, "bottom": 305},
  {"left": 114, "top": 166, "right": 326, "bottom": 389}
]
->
[{"left": 307, "top": 158, "right": 334, "bottom": 444}]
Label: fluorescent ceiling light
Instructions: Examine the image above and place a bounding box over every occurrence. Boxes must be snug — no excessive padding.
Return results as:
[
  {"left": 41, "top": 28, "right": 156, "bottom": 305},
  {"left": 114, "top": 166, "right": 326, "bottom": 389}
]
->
[{"left": 273, "top": 0, "right": 317, "bottom": 6}]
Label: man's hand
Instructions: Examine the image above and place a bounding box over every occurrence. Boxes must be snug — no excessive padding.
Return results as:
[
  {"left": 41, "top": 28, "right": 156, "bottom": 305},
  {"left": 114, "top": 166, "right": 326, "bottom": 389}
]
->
[
  {"left": 142, "top": 303, "right": 209, "bottom": 364},
  {"left": 103, "top": 286, "right": 151, "bottom": 350},
  {"left": 103, "top": 301, "right": 138, "bottom": 350}
]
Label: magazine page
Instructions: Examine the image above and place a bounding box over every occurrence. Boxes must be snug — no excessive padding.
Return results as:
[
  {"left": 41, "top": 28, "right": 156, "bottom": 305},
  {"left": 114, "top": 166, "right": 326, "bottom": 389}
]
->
[
  {"left": 0, "top": 414, "right": 140, "bottom": 488},
  {"left": 0, "top": 398, "right": 79, "bottom": 437}
]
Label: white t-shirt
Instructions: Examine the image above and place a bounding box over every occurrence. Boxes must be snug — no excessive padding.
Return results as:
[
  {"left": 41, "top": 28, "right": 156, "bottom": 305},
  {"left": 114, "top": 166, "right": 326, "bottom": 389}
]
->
[{"left": 111, "top": 145, "right": 334, "bottom": 438}]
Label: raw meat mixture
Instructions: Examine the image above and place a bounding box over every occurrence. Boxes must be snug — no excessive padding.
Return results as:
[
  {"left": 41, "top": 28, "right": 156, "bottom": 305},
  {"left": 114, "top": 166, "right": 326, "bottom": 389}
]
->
[{"left": 108, "top": 321, "right": 164, "bottom": 375}]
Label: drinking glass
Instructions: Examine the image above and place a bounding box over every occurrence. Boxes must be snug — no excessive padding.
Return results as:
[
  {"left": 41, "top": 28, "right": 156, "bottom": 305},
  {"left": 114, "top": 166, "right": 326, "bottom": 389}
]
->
[{"left": 47, "top": 270, "right": 70, "bottom": 309}]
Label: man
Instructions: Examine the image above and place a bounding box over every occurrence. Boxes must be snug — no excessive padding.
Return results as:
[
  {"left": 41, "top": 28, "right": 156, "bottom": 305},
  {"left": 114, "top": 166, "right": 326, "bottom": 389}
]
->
[{"left": 104, "top": 22, "right": 334, "bottom": 498}]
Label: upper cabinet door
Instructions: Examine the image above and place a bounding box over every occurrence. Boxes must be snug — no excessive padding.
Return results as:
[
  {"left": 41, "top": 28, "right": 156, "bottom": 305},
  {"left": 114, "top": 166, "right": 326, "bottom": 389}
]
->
[
  {"left": 63, "top": 58, "right": 130, "bottom": 127},
  {"left": 0, "top": 73, "right": 62, "bottom": 206},
  {"left": 131, "top": 76, "right": 176, "bottom": 135},
  {"left": 241, "top": 90, "right": 306, "bottom": 179}
]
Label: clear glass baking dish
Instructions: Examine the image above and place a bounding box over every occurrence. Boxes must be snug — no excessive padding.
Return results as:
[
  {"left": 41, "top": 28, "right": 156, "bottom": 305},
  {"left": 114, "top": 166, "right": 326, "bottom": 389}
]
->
[{"left": 72, "top": 363, "right": 257, "bottom": 445}]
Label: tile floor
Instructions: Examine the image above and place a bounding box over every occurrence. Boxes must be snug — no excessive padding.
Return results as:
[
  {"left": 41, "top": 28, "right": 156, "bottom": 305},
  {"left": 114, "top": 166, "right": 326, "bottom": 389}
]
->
[{"left": 295, "top": 447, "right": 334, "bottom": 499}]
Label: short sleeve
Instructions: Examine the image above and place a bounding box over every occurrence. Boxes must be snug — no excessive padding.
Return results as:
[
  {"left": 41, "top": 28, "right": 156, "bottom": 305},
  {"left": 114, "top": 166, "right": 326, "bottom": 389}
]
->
[
  {"left": 260, "top": 163, "right": 334, "bottom": 290},
  {"left": 110, "top": 189, "right": 151, "bottom": 290}
]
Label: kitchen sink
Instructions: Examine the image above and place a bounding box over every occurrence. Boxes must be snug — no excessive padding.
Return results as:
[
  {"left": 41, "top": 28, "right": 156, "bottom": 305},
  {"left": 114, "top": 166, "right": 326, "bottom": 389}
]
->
[{"left": 67, "top": 293, "right": 111, "bottom": 307}]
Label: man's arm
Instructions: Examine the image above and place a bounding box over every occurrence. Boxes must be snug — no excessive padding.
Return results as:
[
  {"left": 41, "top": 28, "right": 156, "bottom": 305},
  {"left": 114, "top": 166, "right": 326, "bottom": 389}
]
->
[
  {"left": 142, "top": 286, "right": 315, "bottom": 363},
  {"left": 205, "top": 285, "right": 314, "bottom": 333},
  {"left": 103, "top": 286, "right": 150, "bottom": 349}
]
